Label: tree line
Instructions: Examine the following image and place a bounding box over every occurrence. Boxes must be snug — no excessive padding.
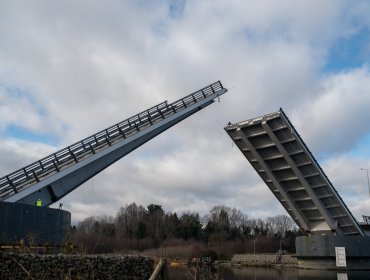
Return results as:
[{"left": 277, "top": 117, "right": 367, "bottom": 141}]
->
[{"left": 70, "top": 203, "right": 302, "bottom": 258}]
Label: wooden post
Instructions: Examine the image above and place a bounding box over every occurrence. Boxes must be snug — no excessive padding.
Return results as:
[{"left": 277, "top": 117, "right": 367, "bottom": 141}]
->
[{"left": 149, "top": 258, "right": 168, "bottom": 280}]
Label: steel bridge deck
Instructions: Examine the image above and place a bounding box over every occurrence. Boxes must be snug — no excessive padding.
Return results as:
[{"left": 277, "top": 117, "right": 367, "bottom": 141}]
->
[
  {"left": 1, "top": 81, "right": 227, "bottom": 206},
  {"left": 225, "top": 109, "right": 363, "bottom": 236}
]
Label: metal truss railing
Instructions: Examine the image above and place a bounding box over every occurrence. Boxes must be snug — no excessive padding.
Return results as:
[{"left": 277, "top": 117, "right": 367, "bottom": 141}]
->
[{"left": 0, "top": 81, "right": 224, "bottom": 200}]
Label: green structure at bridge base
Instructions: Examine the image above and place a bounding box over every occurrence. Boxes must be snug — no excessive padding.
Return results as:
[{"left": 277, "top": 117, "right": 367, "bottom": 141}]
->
[{"left": 295, "top": 235, "right": 370, "bottom": 270}]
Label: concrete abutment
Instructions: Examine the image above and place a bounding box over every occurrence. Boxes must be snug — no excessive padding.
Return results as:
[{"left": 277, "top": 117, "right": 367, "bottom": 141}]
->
[{"left": 295, "top": 235, "right": 370, "bottom": 270}]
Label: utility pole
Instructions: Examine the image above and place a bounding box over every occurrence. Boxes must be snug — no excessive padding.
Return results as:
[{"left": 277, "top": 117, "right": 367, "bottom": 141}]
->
[{"left": 360, "top": 168, "right": 370, "bottom": 196}]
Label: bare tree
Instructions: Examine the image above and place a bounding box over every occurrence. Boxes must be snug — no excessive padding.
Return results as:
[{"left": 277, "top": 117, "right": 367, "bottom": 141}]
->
[
  {"left": 267, "top": 215, "right": 295, "bottom": 238},
  {"left": 116, "top": 203, "right": 146, "bottom": 240}
]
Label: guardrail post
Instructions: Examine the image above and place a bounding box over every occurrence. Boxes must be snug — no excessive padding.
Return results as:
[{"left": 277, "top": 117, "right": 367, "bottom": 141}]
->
[{"left": 6, "top": 176, "right": 18, "bottom": 194}]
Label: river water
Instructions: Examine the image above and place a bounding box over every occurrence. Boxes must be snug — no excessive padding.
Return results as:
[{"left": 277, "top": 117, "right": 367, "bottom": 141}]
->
[{"left": 168, "top": 266, "right": 369, "bottom": 279}]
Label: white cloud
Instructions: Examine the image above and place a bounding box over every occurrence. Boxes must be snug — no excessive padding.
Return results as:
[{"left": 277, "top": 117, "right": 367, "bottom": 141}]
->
[
  {"left": 291, "top": 67, "right": 370, "bottom": 155},
  {"left": 0, "top": 139, "right": 56, "bottom": 174},
  {"left": 0, "top": 86, "right": 65, "bottom": 136},
  {"left": 320, "top": 155, "right": 370, "bottom": 219}
]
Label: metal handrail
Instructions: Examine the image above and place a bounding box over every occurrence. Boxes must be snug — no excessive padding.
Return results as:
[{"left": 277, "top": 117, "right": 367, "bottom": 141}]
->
[{"left": 0, "top": 81, "right": 224, "bottom": 200}]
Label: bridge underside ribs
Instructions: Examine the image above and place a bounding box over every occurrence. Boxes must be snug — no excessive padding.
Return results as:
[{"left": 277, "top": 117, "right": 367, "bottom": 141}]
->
[{"left": 225, "top": 109, "right": 363, "bottom": 236}]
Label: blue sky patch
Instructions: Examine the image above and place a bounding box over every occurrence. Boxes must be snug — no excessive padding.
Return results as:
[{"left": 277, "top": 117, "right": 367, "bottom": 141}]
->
[
  {"left": 315, "top": 132, "right": 370, "bottom": 162},
  {"left": 3, "top": 124, "right": 59, "bottom": 146},
  {"left": 168, "top": 0, "right": 186, "bottom": 19},
  {"left": 348, "top": 132, "right": 370, "bottom": 159},
  {"left": 323, "top": 26, "right": 370, "bottom": 73}
]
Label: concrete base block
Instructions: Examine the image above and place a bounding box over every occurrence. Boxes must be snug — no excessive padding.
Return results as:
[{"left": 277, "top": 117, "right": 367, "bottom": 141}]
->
[{"left": 296, "top": 235, "right": 370, "bottom": 270}]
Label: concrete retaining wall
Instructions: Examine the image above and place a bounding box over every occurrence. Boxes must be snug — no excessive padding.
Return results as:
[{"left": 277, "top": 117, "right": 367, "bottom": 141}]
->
[
  {"left": 231, "top": 253, "right": 297, "bottom": 266},
  {"left": 0, "top": 251, "right": 153, "bottom": 279}
]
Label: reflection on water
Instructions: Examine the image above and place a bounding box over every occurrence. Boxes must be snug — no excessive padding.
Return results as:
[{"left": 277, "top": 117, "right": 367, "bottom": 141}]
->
[{"left": 168, "top": 266, "right": 369, "bottom": 280}]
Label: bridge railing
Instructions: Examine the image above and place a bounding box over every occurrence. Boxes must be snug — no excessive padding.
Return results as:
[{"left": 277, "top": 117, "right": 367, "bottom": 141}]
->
[{"left": 0, "top": 81, "right": 224, "bottom": 201}]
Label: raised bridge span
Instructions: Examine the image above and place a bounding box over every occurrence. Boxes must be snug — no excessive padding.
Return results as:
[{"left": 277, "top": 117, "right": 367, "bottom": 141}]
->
[
  {"left": 225, "top": 109, "right": 365, "bottom": 236},
  {"left": 2, "top": 84, "right": 369, "bottom": 268},
  {"left": 0, "top": 81, "right": 227, "bottom": 207}
]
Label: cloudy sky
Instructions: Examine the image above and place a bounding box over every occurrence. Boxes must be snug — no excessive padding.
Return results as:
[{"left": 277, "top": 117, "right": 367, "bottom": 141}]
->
[{"left": 1, "top": 0, "right": 370, "bottom": 224}]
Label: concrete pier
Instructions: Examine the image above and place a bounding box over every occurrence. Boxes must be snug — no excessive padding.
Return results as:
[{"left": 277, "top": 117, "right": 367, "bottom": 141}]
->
[{"left": 296, "top": 235, "right": 370, "bottom": 270}]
